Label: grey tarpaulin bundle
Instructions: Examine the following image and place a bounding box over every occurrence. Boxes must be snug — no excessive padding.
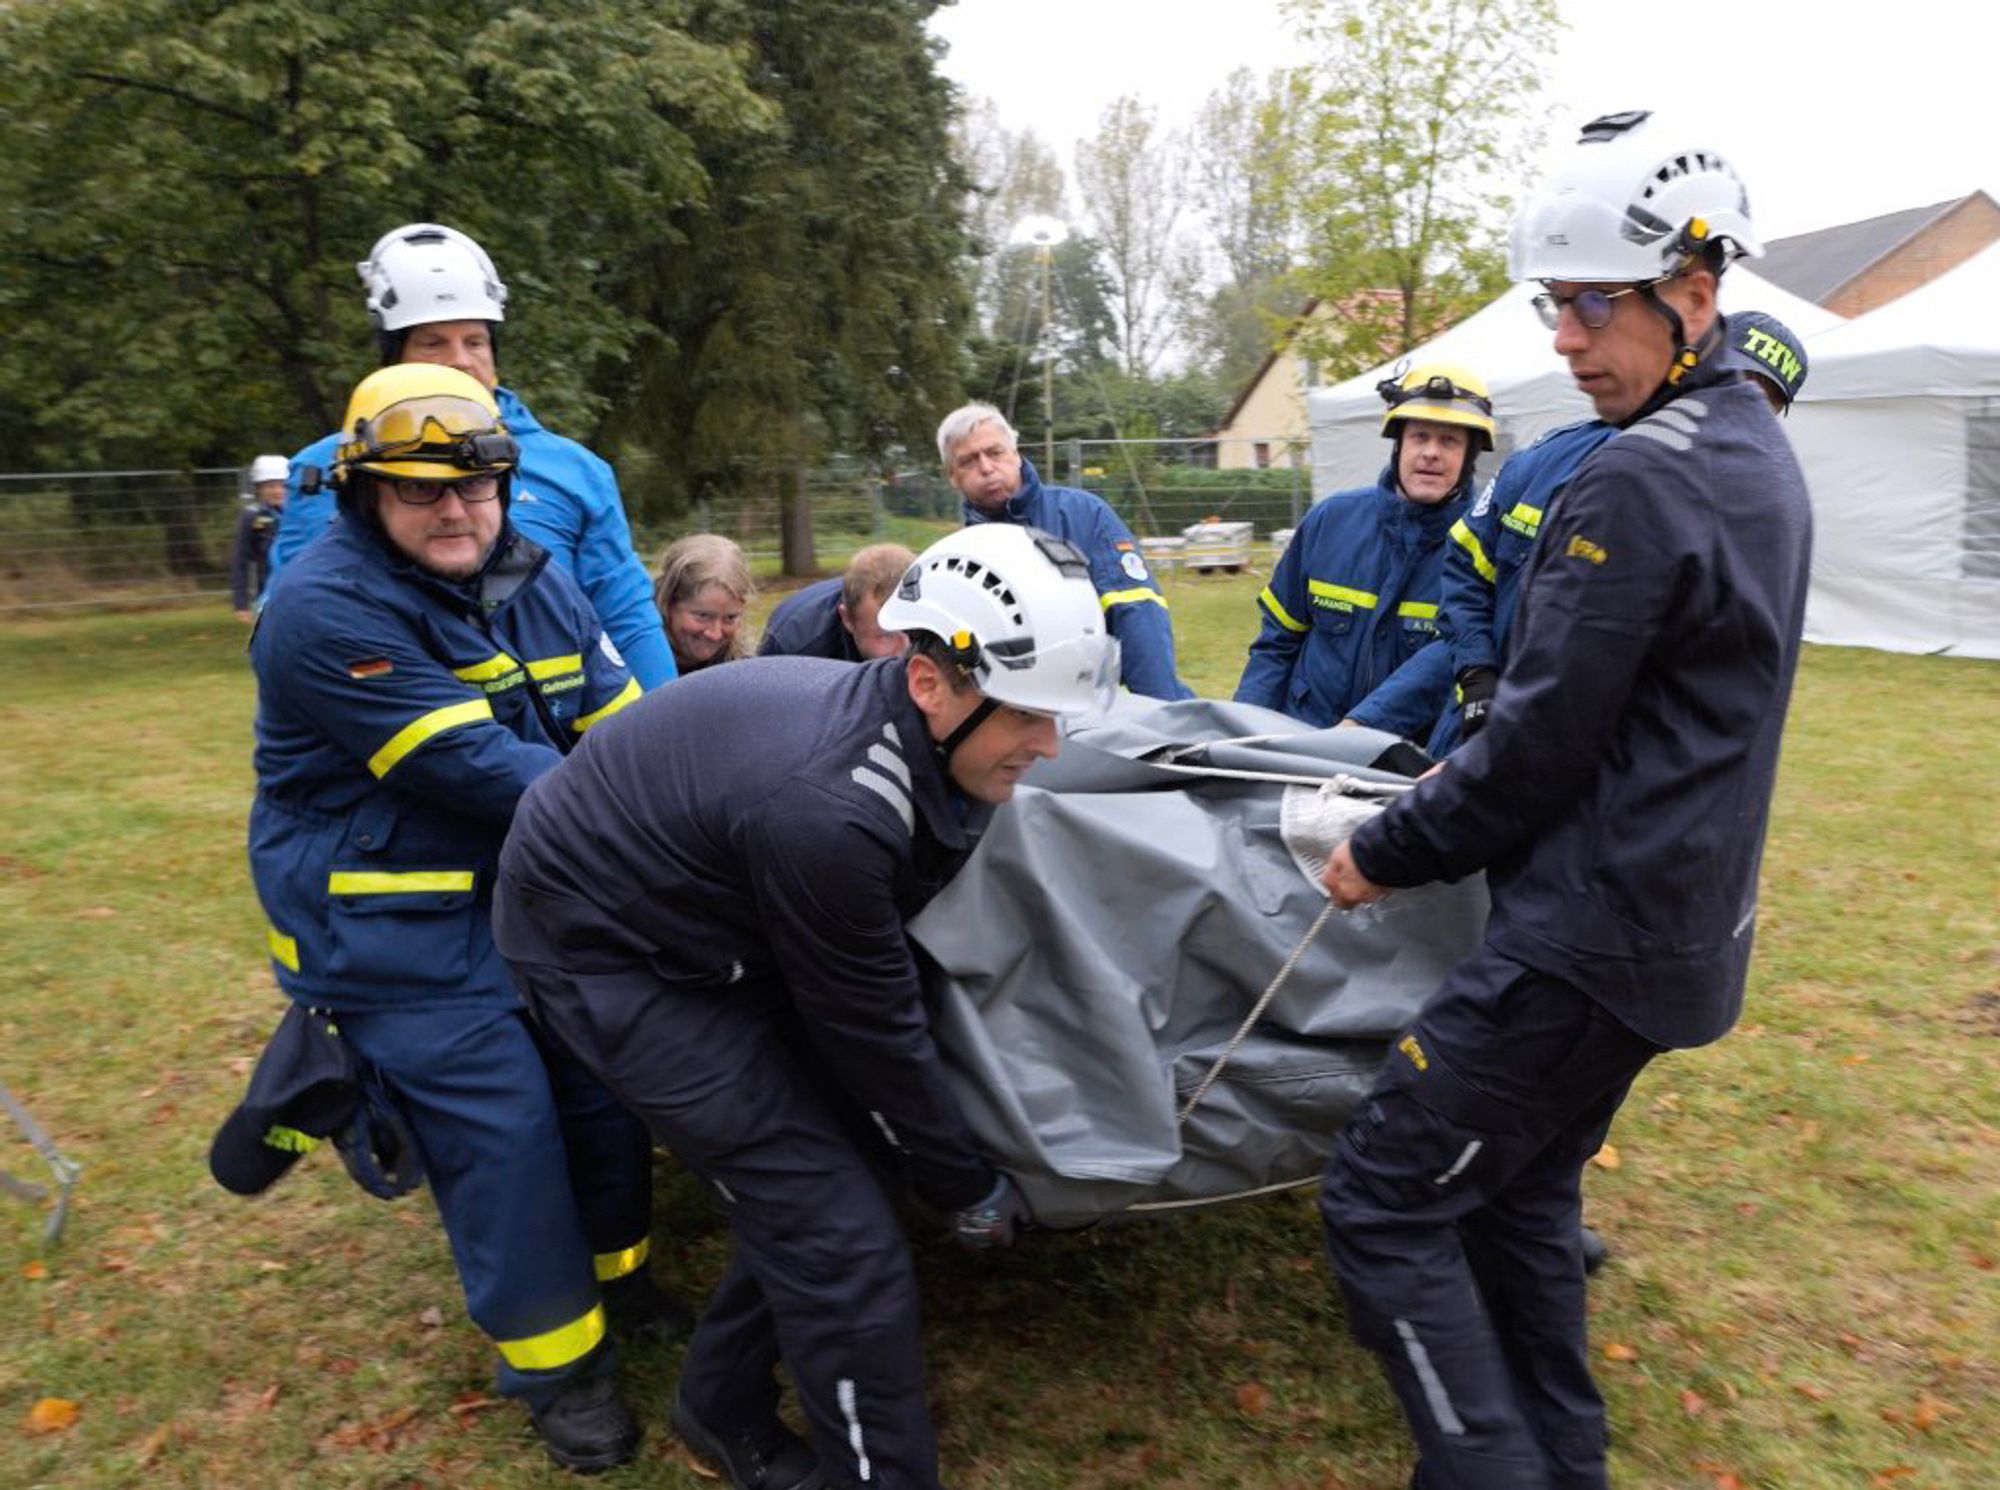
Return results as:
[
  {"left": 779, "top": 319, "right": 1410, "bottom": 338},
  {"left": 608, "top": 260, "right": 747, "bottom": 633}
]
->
[{"left": 913, "top": 697, "right": 1488, "bottom": 1230}]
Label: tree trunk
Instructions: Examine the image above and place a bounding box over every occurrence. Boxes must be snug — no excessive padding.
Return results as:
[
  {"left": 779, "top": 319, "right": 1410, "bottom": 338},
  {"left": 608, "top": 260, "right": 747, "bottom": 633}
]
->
[{"left": 780, "top": 466, "right": 815, "bottom": 578}]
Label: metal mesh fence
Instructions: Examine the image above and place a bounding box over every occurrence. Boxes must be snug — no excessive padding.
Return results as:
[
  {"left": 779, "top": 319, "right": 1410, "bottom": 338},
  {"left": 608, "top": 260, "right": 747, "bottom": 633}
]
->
[
  {"left": 0, "top": 438, "right": 1311, "bottom": 614},
  {"left": 0, "top": 468, "right": 245, "bottom": 613}
]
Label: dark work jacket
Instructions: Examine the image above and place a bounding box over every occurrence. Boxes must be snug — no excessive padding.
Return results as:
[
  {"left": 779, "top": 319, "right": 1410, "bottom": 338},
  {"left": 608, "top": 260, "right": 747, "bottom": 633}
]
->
[
  {"left": 758, "top": 576, "right": 860, "bottom": 661},
  {"left": 248, "top": 520, "right": 640, "bottom": 1012},
  {"left": 1235, "top": 468, "right": 1467, "bottom": 733},
  {"left": 494, "top": 656, "right": 994, "bottom": 1208},
  {"left": 230, "top": 501, "right": 283, "bottom": 610},
  {"left": 1350, "top": 358, "right": 1813, "bottom": 1049}
]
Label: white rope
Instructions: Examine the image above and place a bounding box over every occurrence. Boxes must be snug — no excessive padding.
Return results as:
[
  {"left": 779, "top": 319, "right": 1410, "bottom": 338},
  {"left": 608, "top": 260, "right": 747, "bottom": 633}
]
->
[{"left": 1175, "top": 899, "right": 1339, "bottom": 1127}]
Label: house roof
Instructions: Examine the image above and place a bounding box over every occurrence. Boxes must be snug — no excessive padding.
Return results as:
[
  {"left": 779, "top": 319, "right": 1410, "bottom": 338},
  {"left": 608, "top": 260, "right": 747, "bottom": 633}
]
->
[{"left": 1756, "top": 192, "right": 1995, "bottom": 304}]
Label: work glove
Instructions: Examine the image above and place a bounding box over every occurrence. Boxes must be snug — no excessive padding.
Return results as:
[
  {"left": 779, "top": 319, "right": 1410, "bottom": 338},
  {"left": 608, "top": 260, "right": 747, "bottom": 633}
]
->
[
  {"left": 948, "top": 1173, "right": 1030, "bottom": 1251},
  {"left": 1457, "top": 666, "right": 1499, "bottom": 739}
]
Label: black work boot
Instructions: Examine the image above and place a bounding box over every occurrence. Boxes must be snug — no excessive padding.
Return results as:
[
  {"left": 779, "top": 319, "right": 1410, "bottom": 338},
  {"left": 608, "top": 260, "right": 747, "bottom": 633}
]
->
[
  {"left": 529, "top": 1373, "right": 641, "bottom": 1474},
  {"left": 1581, "top": 1223, "right": 1611, "bottom": 1276},
  {"left": 603, "top": 1271, "right": 696, "bottom": 1343},
  {"left": 671, "top": 1394, "right": 825, "bottom": 1490}
]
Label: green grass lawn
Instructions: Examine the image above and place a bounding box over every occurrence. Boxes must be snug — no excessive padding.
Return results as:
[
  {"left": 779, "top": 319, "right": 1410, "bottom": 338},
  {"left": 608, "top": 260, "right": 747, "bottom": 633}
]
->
[{"left": 1, "top": 585, "right": 1994, "bottom": 1489}]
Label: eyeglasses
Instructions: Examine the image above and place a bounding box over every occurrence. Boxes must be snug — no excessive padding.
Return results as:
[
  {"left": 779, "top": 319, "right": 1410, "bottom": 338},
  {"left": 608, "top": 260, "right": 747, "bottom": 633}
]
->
[
  {"left": 384, "top": 474, "right": 502, "bottom": 506},
  {"left": 1530, "top": 282, "right": 1657, "bottom": 331}
]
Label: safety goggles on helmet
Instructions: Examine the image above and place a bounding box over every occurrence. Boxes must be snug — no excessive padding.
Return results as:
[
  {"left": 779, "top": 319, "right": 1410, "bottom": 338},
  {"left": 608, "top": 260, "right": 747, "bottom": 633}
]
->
[
  {"left": 1377, "top": 373, "right": 1494, "bottom": 418},
  {"left": 1530, "top": 277, "right": 1669, "bottom": 331},
  {"left": 340, "top": 393, "right": 518, "bottom": 476}
]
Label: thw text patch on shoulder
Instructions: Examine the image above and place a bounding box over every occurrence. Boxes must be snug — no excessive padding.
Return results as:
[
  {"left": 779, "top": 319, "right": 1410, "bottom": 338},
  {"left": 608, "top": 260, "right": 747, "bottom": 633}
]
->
[{"left": 1565, "top": 535, "right": 1608, "bottom": 566}]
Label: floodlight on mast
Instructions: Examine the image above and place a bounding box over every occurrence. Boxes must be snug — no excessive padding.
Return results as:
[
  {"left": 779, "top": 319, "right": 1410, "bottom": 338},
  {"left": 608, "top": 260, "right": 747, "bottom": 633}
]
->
[{"left": 1007, "top": 216, "right": 1070, "bottom": 474}]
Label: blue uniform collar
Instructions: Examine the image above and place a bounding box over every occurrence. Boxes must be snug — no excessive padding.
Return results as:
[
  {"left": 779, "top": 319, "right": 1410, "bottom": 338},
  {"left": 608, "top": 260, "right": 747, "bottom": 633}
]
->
[
  {"left": 961, "top": 457, "right": 1045, "bottom": 526},
  {"left": 871, "top": 658, "right": 992, "bottom": 851},
  {"left": 494, "top": 385, "right": 540, "bottom": 434}
]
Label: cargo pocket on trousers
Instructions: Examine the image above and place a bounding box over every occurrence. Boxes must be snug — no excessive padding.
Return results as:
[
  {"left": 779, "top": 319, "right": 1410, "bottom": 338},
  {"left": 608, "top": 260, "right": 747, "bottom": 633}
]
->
[{"left": 322, "top": 871, "right": 476, "bottom": 988}]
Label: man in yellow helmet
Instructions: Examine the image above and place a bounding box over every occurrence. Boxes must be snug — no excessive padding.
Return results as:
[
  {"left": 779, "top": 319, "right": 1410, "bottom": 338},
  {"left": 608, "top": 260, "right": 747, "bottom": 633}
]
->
[
  {"left": 236, "top": 362, "right": 665, "bottom": 1472},
  {"left": 1235, "top": 364, "right": 1495, "bottom": 731}
]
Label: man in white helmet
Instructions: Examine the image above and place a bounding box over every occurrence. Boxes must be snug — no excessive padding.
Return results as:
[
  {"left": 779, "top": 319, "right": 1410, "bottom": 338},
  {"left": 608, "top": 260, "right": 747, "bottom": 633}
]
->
[
  {"left": 229, "top": 453, "right": 290, "bottom": 621},
  {"left": 1318, "top": 111, "right": 1813, "bottom": 1489},
  {"left": 491, "top": 524, "right": 1117, "bottom": 1490},
  {"left": 261, "top": 224, "right": 677, "bottom": 687}
]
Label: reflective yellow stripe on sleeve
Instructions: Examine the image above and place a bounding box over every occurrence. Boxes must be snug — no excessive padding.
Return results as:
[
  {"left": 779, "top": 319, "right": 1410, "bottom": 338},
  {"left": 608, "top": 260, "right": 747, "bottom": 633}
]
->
[
  {"left": 327, "top": 870, "right": 476, "bottom": 896},
  {"left": 1450, "top": 519, "right": 1497, "bottom": 584},
  {"left": 572, "top": 677, "right": 642, "bottom": 734},
  {"left": 367, "top": 698, "right": 495, "bottom": 778},
  {"left": 1397, "top": 601, "right": 1439, "bottom": 620},
  {"left": 524, "top": 654, "right": 584, "bottom": 681},
  {"left": 1307, "top": 580, "right": 1379, "bottom": 609},
  {"left": 1508, "top": 502, "right": 1543, "bottom": 532},
  {"left": 452, "top": 653, "right": 521, "bottom": 683},
  {"left": 266, "top": 926, "right": 300, "bottom": 972},
  {"left": 594, "top": 1237, "right": 651, "bottom": 1283},
  {"left": 1099, "top": 586, "right": 1168, "bottom": 612},
  {"left": 1258, "top": 586, "right": 1307, "bottom": 632},
  {"left": 494, "top": 1303, "right": 607, "bottom": 1371}
]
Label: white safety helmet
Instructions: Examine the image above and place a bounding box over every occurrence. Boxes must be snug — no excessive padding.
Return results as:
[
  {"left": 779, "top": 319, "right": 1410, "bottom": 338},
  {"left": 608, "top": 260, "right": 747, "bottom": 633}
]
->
[
  {"left": 1510, "top": 111, "right": 1759, "bottom": 283},
  {"left": 248, "top": 454, "right": 290, "bottom": 485},
  {"left": 356, "top": 223, "right": 508, "bottom": 334},
  {"left": 879, "top": 524, "right": 1120, "bottom": 718}
]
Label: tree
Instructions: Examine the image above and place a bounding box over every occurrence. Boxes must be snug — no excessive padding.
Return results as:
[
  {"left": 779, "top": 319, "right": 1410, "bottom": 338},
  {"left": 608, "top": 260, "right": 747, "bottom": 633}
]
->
[
  {"left": 1182, "top": 68, "right": 1307, "bottom": 390},
  {"left": 1266, "top": 0, "right": 1559, "bottom": 378},
  {"left": 605, "top": 0, "right": 976, "bottom": 573},
  {"left": 1073, "top": 96, "right": 1192, "bottom": 380},
  {"left": 0, "top": 0, "right": 771, "bottom": 476}
]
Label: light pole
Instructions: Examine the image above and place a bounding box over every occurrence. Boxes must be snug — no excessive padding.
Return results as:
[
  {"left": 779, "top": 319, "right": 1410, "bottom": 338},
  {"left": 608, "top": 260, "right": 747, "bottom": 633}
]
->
[{"left": 1007, "top": 214, "right": 1069, "bottom": 477}]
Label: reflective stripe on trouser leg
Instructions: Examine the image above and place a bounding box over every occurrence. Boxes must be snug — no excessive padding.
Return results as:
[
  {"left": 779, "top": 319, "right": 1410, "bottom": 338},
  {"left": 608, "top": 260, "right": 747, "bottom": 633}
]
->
[
  {"left": 333, "top": 1003, "right": 611, "bottom": 1402},
  {"left": 520, "top": 964, "right": 944, "bottom": 1489}
]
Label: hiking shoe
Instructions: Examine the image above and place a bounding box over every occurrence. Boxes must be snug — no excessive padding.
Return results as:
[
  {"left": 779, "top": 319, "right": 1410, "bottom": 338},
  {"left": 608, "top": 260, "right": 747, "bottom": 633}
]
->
[
  {"left": 529, "top": 1373, "right": 641, "bottom": 1474},
  {"left": 1581, "top": 1223, "right": 1610, "bottom": 1276},
  {"left": 671, "top": 1394, "right": 825, "bottom": 1490},
  {"left": 603, "top": 1271, "right": 696, "bottom": 1343}
]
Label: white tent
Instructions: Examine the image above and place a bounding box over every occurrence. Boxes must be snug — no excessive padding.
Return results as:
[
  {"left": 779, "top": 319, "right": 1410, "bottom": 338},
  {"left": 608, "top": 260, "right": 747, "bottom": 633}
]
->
[
  {"left": 1306, "top": 268, "right": 1841, "bottom": 489},
  {"left": 1788, "top": 244, "right": 2000, "bottom": 657}
]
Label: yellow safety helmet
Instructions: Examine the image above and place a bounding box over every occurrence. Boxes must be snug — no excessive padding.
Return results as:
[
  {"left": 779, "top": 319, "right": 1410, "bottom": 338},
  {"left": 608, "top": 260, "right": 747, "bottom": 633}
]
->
[
  {"left": 1377, "top": 362, "right": 1497, "bottom": 451},
  {"left": 334, "top": 363, "right": 517, "bottom": 484}
]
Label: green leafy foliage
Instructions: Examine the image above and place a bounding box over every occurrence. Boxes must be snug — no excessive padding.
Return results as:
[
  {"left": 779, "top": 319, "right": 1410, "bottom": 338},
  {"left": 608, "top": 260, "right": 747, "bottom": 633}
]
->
[{"left": 1266, "top": 0, "right": 1559, "bottom": 377}]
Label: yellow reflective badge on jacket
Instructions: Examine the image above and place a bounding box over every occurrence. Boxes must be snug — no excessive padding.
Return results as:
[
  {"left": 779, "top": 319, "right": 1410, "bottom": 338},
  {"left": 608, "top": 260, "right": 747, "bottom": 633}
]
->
[
  {"left": 1398, "top": 1034, "right": 1429, "bottom": 1073},
  {"left": 1565, "top": 536, "right": 1608, "bottom": 566}
]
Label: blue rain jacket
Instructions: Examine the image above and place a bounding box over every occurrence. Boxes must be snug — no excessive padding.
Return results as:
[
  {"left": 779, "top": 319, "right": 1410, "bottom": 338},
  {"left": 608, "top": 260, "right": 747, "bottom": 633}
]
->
[{"left": 264, "top": 386, "right": 675, "bottom": 689}]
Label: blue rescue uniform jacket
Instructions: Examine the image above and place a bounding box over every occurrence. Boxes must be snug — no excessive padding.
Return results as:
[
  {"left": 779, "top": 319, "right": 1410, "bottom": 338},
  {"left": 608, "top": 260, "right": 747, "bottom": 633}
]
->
[
  {"left": 249, "top": 519, "right": 642, "bottom": 1012},
  {"left": 963, "top": 461, "right": 1192, "bottom": 701},
  {"left": 1353, "top": 421, "right": 1617, "bottom": 753},
  {"left": 1349, "top": 358, "right": 1813, "bottom": 1049},
  {"left": 758, "top": 576, "right": 858, "bottom": 661},
  {"left": 1234, "top": 468, "right": 1468, "bottom": 733},
  {"left": 495, "top": 655, "right": 998, "bottom": 1209},
  {"left": 264, "top": 386, "right": 676, "bottom": 689}
]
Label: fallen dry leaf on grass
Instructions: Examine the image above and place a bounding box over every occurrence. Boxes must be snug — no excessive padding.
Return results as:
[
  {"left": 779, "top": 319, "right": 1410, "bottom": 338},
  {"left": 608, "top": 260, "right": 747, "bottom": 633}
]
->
[
  {"left": 1602, "top": 1342, "right": 1638, "bottom": 1362},
  {"left": 1234, "top": 1382, "right": 1272, "bottom": 1416},
  {"left": 1589, "top": 1144, "right": 1621, "bottom": 1170},
  {"left": 25, "top": 1398, "right": 80, "bottom": 1434},
  {"left": 418, "top": 1305, "right": 445, "bottom": 1328},
  {"left": 1679, "top": 1388, "right": 1707, "bottom": 1417},
  {"left": 21, "top": 1261, "right": 46, "bottom": 1280}
]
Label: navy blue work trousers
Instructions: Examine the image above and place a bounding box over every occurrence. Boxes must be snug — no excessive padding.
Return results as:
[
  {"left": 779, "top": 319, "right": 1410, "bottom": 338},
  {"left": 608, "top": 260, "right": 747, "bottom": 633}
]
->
[
  {"left": 336, "top": 1002, "right": 653, "bottom": 1403},
  {"left": 510, "top": 961, "right": 942, "bottom": 1490},
  {"left": 1320, "top": 948, "right": 1664, "bottom": 1490}
]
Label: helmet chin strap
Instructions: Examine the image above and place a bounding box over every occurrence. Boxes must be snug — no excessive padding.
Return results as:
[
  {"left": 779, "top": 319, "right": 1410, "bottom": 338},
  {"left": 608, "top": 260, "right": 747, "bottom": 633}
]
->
[
  {"left": 1631, "top": 284, "right": 1723, "bottom": 427},
  {"left": 935, "top": 695, "right": 999, "bottom": 765}
]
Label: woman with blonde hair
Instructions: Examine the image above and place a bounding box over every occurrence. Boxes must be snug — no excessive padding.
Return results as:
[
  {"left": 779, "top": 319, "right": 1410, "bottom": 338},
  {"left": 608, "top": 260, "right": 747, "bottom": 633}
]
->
[{"left": 654, "top": 534, "right": 755, "bottom": 675}]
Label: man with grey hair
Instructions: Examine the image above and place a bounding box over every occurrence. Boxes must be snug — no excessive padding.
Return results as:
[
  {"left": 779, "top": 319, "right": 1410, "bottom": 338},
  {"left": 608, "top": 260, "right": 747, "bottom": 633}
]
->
[{"left": 939, "top": 402, "right": 1191, "bottom": 700}]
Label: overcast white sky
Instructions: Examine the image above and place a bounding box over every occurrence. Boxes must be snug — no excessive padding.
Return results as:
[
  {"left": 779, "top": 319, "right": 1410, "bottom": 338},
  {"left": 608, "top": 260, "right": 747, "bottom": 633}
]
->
[{"left": 930, "top": 0, "right": 1992, "bottom": 242}]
